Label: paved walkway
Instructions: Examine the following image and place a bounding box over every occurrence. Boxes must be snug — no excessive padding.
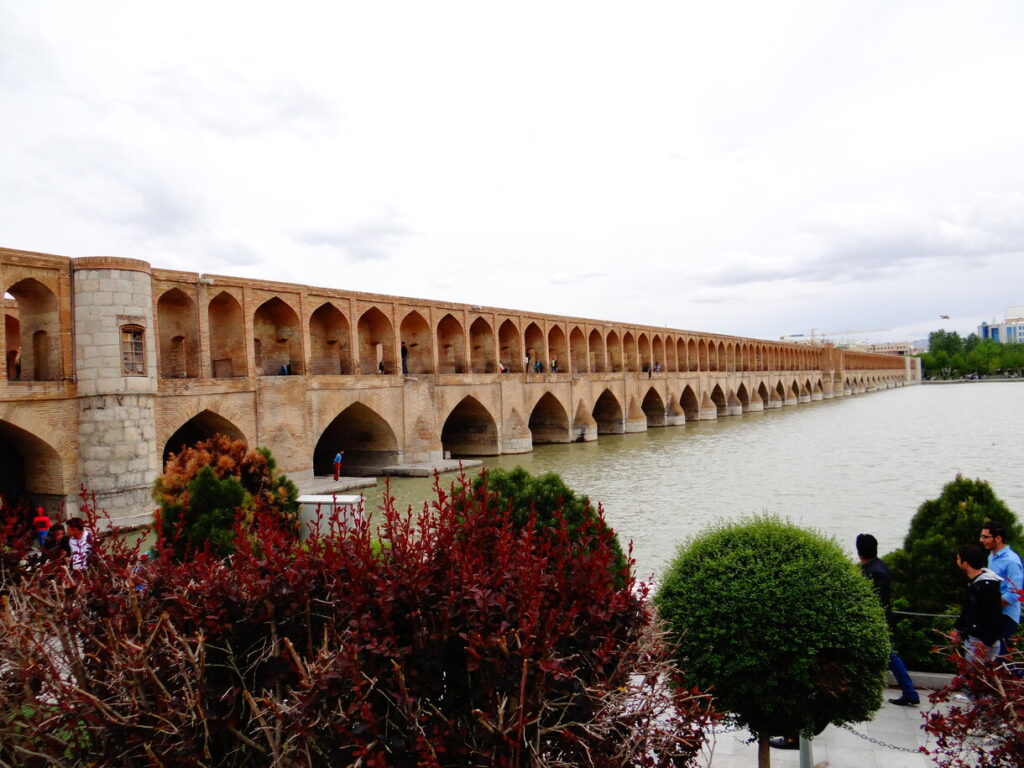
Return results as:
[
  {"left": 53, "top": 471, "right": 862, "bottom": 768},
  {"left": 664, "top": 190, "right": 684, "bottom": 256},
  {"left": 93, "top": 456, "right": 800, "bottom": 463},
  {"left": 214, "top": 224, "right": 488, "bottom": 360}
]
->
[{"left": 703, "top": 687, "right": 943, "bottom": 767}]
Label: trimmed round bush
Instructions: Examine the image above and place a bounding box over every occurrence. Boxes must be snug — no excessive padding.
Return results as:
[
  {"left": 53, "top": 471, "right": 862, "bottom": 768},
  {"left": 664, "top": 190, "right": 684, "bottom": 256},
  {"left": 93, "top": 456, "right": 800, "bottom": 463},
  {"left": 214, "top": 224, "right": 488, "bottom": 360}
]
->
[{"left": 655, "top": 515, "right": 888, "bottom": 754}]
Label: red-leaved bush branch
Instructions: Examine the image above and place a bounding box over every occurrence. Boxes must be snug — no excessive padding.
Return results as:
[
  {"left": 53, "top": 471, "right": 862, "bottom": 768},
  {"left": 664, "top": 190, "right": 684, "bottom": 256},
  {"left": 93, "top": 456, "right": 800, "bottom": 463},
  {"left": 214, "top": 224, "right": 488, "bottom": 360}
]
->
[{"left": 0, "top": 473, "right": 714, "bottom": 767}]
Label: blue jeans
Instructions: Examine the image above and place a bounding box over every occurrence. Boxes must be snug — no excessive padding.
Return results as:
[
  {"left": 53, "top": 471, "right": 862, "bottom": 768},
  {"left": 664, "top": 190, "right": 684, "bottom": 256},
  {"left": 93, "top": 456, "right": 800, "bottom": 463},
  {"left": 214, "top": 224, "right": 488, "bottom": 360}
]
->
[{"left": 889, "top": 652, "right": 918, "bottom": 701}]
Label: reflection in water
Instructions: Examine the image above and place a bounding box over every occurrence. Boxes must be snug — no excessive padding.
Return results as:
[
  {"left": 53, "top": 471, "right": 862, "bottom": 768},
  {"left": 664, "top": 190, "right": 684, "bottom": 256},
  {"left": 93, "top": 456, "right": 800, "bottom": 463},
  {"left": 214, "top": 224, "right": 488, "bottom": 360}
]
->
[{"left": 363, "top": 384, "right": 1024, "bottom": 579}]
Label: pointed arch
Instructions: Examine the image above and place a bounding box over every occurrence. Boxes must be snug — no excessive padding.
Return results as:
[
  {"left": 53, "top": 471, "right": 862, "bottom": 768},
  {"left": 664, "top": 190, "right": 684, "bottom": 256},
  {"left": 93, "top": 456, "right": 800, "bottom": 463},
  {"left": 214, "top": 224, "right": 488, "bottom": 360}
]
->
[
  {"left": 157, "top": 288, "right": 199, "bottom": 379},
  {"left": 498, "top": 319, "right": 522, "bottom": 373},
  {"left": 528, "top": 392, "right": 570, "bottom": 444},
  {"left": 548, "top": 324, "right": 568, "bottom": 372},
  {"left": 588, "top": 329, "right": 606, "bottom": 372},
  {"left": 441, "top": 396, "right": 499, "bottom": 456},
  {"left": 638, "top": 333, "right": 652, "bottom": 371},
  {"left": 606, "top": 330, "right": 623, "bottom": 372},
  {"left": 698, "top": 339, "right": 709, "bottom": 371},
  {"left": 400, "top": 310, "right": 434, "bottom": 374},
  {"left": 469, "top": 317, "right": 495, "bottom": 373},
  {"left": 592, "top": 389, "right": 624, "bottom": 434},
  {"left": 652, "top": 335, "right": 665, "bottom": 371},
  {"left": 162, "top": 409, "right": 247, "bottom": 466},
  {"left": 4, "top": 277, "right": 60, "bottom": 382},
  {"left": 641, "top": 387, "right": 665, "bottom": 427},
  {"left": 437, "top": 313, "right": 467, "bottom": 374},
  {"left": 313, "top": 402, "right": 399, "bottom": 473},
  {"left": 623, "top": 331, "right": 638, "bottom": 372},
  {"left": 358, "top": 306, "right": 396, "bottom": 375},
  {"left": 569, "top": 326, "right": 588, "bottom": 373},
  {"left": 710, "top": 384, "right": 727, "bottom": 416},
  {"left": 680, "top": 385, "right": 700, "bottom": 421},
  {"left": 208, "top": 291, "right": 246, "bottom": 377},
  {"left": 254, "top": 297, "right": 303, "bottom": 375},
  {"left": 0, "top": 418, "right": 66, "bottom": 496},
  {"left": 309, "top": 302, "right": 352, "bottom": 375},
  {"left": 524, "top": 322, "right": 545, "bottom": 370},
  {"left": 736, "top": 383, "right": 750, "bottom": 412}
]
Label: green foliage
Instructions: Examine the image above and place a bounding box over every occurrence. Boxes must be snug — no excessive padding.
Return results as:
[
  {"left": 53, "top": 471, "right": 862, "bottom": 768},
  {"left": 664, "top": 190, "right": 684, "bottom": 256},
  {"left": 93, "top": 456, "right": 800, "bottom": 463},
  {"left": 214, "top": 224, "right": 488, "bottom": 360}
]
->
[
  {"left": 921, "top": 329, "right": 1024, "bottom": 377},
  {"left": 655, "top": 516, "right": 888, "bottom": 742},
  {"left": 887, "top": 475, "right": 1021, "bottom": 615},
  {"left": 471, "top": 467, "right": 628, "bottom": 584},
  {"left": 153, "top": 435, "right": 300, "bottom": 560}
]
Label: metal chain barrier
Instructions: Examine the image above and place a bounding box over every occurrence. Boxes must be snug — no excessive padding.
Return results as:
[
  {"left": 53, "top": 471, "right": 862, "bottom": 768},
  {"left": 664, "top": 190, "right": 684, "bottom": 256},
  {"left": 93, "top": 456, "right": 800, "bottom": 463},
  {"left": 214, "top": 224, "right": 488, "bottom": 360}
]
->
[{"left": 839, "top": 722, "right": 922, "bottom": 753}]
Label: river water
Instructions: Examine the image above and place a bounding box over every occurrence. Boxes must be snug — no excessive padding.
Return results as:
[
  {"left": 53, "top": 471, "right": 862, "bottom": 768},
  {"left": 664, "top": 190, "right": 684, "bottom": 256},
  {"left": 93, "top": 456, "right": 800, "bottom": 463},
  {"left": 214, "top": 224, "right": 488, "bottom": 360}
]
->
[{"left": 361, "top": 382, "right": 1024, "bottom": 579}]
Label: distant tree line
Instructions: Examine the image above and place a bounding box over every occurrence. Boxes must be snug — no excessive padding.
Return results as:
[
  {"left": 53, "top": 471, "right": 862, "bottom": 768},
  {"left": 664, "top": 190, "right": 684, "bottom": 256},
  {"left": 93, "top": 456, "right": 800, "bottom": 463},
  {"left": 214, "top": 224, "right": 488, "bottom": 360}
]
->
[{"left": 919, "top": 329, "right": 1024, "bottom": 379}]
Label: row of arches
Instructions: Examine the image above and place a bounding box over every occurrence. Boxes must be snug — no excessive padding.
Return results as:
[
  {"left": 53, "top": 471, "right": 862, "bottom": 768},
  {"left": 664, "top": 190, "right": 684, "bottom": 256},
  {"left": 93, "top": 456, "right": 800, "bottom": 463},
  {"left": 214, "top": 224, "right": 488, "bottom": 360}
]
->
[
  {"left": 154, "top": 285, "right": 906, "bottom": 382},
  {"left": 0, "top": 369, "right": 906, "bottom": 502},
  {"left": 4, "top": 278, "right": 60, "bottom": 381}
]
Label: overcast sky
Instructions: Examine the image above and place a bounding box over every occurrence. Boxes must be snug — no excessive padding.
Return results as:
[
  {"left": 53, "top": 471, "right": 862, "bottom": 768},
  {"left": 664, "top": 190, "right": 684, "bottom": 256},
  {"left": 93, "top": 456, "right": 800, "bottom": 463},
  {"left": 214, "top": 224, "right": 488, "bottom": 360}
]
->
[{"left": 2, "top": 1, "right": 1022, "bottom": 344}]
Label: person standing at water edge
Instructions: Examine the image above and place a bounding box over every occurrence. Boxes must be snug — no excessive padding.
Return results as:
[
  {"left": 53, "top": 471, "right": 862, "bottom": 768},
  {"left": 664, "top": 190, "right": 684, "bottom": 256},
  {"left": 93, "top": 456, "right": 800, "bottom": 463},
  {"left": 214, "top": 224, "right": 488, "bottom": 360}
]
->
[
  {"left": 979, "top": 520, "right": 1022, "bottom": 654},
  {"left": 951, "top": 545, "right": 1003, "bottom": 664},
  {"left": 856, "top": 533, "right": 920, "bottom": 705},
  {"left": 333, "top": 450, "right": 344, "bottom": 482}
]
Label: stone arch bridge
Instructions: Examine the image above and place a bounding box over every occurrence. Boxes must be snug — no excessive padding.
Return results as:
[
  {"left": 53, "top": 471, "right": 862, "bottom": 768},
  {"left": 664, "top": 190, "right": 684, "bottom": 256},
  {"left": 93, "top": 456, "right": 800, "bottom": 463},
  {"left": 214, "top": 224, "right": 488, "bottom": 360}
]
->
[{"left": 1, "top": 247, "right": 918, "bottom": 524}]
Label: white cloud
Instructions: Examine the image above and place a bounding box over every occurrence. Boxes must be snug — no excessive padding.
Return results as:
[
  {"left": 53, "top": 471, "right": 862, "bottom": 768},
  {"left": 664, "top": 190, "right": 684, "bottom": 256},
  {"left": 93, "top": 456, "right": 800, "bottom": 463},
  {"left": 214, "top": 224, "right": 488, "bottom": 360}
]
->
[{"left": 2, "top": 1, "right": 1023, "bottom": 344}]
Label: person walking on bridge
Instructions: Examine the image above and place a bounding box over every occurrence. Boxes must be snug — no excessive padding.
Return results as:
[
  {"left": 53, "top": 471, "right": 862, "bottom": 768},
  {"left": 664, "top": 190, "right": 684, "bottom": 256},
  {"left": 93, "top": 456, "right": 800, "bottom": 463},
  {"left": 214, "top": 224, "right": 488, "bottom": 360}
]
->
[{"left": 856, "top": 533, "right": 920, "bottom": 706}]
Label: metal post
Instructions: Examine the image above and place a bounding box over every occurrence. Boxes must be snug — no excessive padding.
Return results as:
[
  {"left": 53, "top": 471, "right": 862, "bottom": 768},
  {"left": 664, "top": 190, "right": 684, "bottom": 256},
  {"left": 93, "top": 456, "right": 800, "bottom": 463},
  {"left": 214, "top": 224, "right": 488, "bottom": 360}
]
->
[{"left": 799, "top": 735, "right": 814, "bottom": 768}]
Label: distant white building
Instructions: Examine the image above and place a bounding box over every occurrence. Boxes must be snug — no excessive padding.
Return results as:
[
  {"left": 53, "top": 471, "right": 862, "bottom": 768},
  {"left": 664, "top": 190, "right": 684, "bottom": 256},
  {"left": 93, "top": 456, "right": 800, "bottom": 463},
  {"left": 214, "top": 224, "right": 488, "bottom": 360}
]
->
[{"left": 978, "top": 306, "right": 1024, "bottom": 343}]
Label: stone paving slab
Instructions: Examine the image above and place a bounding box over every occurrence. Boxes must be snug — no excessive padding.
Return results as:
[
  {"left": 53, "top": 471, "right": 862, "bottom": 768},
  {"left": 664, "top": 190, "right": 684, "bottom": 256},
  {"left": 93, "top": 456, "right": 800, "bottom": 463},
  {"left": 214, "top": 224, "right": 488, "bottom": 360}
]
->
[
  {"left": 701, "top": 688, "right": 943, "bottom": 767},
  {"left": 380, "top": 459, "right": 482, "bottom": 477}
]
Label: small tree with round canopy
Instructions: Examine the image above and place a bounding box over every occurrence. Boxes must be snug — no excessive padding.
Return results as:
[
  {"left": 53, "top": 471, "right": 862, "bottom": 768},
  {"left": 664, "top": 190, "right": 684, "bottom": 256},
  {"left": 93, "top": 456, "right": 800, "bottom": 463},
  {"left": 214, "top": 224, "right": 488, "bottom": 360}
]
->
[{"left": 655, "top": 516, "right": 889, "bottom": 768}]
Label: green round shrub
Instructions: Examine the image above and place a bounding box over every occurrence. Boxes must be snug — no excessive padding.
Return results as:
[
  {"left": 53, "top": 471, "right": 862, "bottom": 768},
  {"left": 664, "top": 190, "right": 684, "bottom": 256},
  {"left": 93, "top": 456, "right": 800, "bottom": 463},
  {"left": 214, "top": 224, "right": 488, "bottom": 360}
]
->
[{"left": 655, "top": 515, "right": 888, "bottom": 746}]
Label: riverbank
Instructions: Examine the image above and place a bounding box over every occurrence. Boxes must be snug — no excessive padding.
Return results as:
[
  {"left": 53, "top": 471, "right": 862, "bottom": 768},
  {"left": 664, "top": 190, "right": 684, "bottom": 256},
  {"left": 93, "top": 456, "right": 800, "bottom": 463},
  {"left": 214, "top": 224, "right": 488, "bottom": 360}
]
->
[{"left": 923, "top": 376, "right": 1023, "bottom": 384}]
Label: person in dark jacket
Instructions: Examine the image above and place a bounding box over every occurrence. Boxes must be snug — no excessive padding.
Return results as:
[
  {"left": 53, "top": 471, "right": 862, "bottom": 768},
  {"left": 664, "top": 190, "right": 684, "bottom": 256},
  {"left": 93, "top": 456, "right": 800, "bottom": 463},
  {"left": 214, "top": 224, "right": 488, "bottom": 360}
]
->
[
  {"left": 856, "top": 533, "right": 920, "bottom": 705},
  {"left": 951, "top": 544, "right": 1003, "bottom": 663}
]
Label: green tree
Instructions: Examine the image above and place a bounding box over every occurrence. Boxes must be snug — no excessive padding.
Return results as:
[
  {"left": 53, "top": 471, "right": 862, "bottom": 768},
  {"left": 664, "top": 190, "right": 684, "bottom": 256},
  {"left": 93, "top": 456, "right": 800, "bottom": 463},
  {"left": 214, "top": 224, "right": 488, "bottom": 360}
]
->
[
  {"left": 470, "top": 467, "right": 628, "bottom": 584},
  {"left": 153, "top": 435, "right": 300, "bottom": 560},
  {"left": 655, "top": 516, "right": 888, "bottom": 767},
  {"left": 929, "top": 329, "right": 964, "bottom": 357},
  {"left": 887, "top": 475, "right": 1022, "bottom": 615}
]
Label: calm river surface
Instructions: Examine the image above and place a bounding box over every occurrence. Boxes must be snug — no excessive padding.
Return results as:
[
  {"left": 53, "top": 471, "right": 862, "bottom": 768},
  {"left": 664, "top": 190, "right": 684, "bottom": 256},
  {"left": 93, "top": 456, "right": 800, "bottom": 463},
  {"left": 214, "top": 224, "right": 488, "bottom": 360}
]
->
[{"left": 361, "top": 382, "right": 1024, "bottom": 579}]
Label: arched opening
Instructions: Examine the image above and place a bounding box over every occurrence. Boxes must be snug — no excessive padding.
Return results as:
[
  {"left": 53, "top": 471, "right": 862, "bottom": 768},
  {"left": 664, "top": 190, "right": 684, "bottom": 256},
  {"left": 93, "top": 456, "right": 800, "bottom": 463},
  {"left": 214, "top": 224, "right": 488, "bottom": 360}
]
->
[
  {"left": 680, "top": 386, "right": 700, "bottom": 420},
  {"left": 663, "top": 335, "right": 677, "bottom": 372},
  {"left": 437, "top": 313, "right": 467, "bottom": 374},
  {"left": 758, "top": 382, "right": 771, "bottom": 406},
  {"left": 588, "top": 329, "right": 606, "bottom": 373},
  {"left": 309, "top": 303, "right": 352, "bottom": 375},
  {"left": 791, "top": 381, "right": 801, "bottom": 399},
  {"left": 162, "top": 410, "right": 247, "bottom": 466},
  {"left": 592, "top": 389, "right": 624, "bottom": 434},
  {"left": 469, "top": 317, "right": 495, "bottom": 373},
  {"left": 0, "top": 420, "right": 65, "bottom": 502},
  {"left": 528, "top": 392, "right": 569, "bottom": 444},
  {"left": 157, "top": 288, "right": 200, "bottom": 379},
  {"left": 208, "top": 291, "right": 246, "bottom": 378},
  {"left": 313, "top": 402, "right": 399, "bottom": 474},
  {"left": 686, "top": 339, "right": 697, "bottom": 372},
  {"left": 440, "top": 396, "right": 499, "bottom": 456},
  {"left": 652, "top": 335, "right": 665, "bottom": 371},
  {"left": 638, "top": 333, "right": 652, "bottom": 371},
  {"left": 254, "top": 297, "right": 303, "bottom": 376},
  {"left": 400, "top": 310, "right": 433, "bottom": 375},
  {"left": 641, "top": 387, "right": 665, "bottom": 427},
  {"left": 698, "top": 340, "right": 709, "bottom": 371},
  {"left": 736, "top": 383, "right": 750, "bottom": 412},
  {"left": 358, "top": 307, "right": 396, "bottom": 375},
  {"left": 718, "top": 342, "right": 727, "bottom": 372},
  {"left": 5, "top": 278, "right": 60, "bottom": 382},
  {"left": 710, "top": 384, "right": 727, "bottom": 416},
  {"left": 524, "top": 322, "right": 545, "bottom": 371},
  {"left": 623, "top": 332, "right": 638, "bottom": 372},
  {"left": 606, "top": 330, "right": 623, "bottom": 372},
  {"left": 725, "top": 344, "right": 735, "bottom": 372},
  {"left": 498, "top": 319, "right": 522, "bottom": 373},
  {"left": 569, "top": 326, "right": 588, "bottom": 373},
  {"left": 548, "top": 325, "right": 568, "bottom": 372}
]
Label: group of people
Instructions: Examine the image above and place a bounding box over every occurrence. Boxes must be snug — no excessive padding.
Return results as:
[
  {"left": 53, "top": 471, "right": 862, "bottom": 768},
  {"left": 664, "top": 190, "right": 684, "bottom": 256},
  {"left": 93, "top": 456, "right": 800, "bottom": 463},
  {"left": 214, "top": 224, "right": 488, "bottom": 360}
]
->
[
  {"left": 770, "top": 522, "right": 1021, "bottom": 750},
  {"left": 31, "top": 507, "right": 92, "bottom": 571}
]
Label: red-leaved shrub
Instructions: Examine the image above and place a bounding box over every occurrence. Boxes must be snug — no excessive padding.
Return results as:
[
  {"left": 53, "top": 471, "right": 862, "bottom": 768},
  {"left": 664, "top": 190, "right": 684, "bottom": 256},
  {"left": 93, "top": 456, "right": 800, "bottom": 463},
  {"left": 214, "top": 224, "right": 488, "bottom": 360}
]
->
[
  {"left": 923, "top": 642, "right": 1024, "bottom": 767},
  {"left": 0, "top": 471, "right": 713, "bottom": 767}
]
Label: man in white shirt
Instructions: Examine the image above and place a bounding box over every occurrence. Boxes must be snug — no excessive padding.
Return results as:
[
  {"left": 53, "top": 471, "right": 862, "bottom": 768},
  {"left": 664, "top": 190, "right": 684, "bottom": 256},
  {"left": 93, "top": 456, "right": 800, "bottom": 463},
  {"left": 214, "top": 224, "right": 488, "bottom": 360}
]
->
[{"left": 67, "top": 517, "right": 92, "bottom": 571}]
